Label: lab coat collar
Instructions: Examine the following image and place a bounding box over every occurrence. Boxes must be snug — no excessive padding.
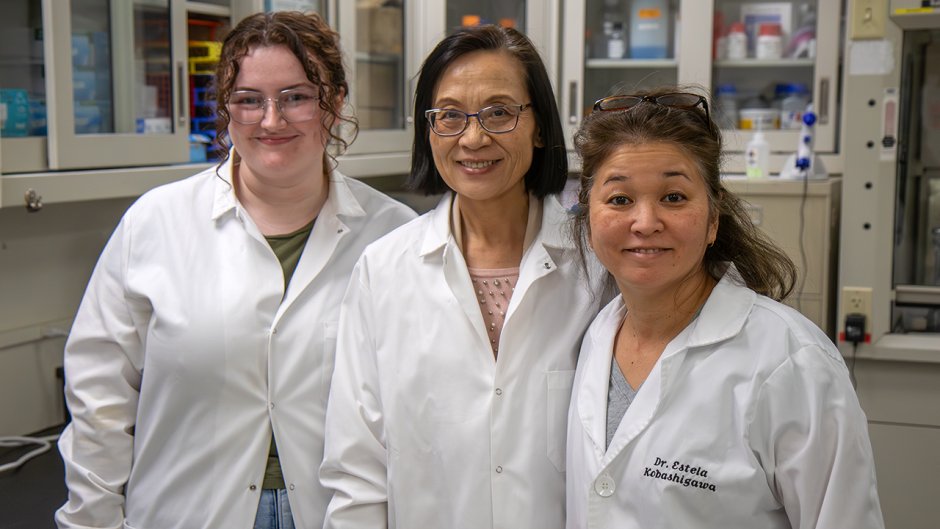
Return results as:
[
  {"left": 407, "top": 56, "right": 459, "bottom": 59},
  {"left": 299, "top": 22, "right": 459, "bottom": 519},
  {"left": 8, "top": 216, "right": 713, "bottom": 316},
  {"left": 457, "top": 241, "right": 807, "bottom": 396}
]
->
[
  {"left": 419, "top": 192, "right": 573, "bottom": 258},
  {"left": 210, "top": 151, "right": 367, "bottom": 222},
  {"left": 578, "top": 264, "right": 755, "bottom": 458}
]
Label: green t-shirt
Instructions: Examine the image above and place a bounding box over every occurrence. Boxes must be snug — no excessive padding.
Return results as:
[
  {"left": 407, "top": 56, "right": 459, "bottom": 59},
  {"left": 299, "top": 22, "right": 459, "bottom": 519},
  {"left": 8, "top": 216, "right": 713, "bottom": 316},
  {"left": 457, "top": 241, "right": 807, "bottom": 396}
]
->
[{"left": 262, "top": 218, "right": 315, "bottom": 490}]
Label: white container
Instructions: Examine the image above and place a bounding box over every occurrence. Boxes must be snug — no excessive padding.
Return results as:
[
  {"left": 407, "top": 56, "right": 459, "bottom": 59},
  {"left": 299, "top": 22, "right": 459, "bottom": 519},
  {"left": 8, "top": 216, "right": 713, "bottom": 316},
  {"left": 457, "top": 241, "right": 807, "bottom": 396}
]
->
[
  {"left": 630, "top": 0, "right": 669, "bottom": 59},
  {"left": 780, "top": 95, "right": 810, "bottom": 129},
  {"left": 756, "top": 22, "right": 783, "bottom": 60},
  {"left": 727, "top": 22, "right": 747, "bottom": 60},
  {"left": 745, "top": 129, "right": 770, "bottom": 178},
  {"left": 739, "top": 108, "right": 779, "bottom": 130},
  {"left": 607, "top": 22, "right": 626, "bottom": 59}
]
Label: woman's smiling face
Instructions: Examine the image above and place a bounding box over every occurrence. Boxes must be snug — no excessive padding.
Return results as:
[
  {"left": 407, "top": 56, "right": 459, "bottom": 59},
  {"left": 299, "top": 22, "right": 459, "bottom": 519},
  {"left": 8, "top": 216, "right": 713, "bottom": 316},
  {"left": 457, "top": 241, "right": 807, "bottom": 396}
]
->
[
  {"left": 588, "top": 142, "right": 718, "bottom": 298},
  {"left": 428, "top": 50, "right": 543, "bottom": 204}
]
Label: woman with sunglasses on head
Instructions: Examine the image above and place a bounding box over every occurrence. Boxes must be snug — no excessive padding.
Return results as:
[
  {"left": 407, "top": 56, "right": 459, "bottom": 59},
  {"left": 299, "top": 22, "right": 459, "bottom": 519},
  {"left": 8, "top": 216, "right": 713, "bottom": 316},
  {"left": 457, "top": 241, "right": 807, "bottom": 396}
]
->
[
  {"left": 564, "top": 86, "right": 884, "bottom": 528},
  {"left": 319, "top": 25, "right": 601, "bottom": 529},
  {"left": 55, "top": 12, "right": 415, "bottom": 529}
]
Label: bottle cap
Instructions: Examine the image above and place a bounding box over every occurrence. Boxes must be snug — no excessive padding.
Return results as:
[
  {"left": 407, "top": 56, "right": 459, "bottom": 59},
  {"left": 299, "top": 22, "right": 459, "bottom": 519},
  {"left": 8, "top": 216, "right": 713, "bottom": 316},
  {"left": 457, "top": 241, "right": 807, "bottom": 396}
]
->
[
  {"left": 729, "top": 22, "right": 745, "bottom": 34},
  {"left": 759, "top": 23, "right": 782, "bottom": 37}
]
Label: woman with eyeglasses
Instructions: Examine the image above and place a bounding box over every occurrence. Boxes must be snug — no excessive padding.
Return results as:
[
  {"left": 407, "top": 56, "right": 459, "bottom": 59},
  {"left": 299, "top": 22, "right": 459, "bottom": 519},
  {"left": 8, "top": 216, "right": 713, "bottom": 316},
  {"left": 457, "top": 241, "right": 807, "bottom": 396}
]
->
[
  {"left": 319, "top": 25, "right": 601, "bottom": 528},
  {"left": 565, "top": 86, "right": 884, "bottom": 528},
  {"left": 55, "top": 12, "right": 415, "bottom": 529}
]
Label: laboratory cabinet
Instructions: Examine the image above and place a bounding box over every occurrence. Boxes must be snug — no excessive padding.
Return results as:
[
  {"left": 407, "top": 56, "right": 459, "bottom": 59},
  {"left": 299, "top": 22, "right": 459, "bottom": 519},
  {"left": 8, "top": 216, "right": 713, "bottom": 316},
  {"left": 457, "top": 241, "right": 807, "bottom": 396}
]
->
[
  {"left": 559, "top": 0, "right": 842, "bottom": 170},
  {"left": 723, "top": 176, "right": 841, "bottom": 337}
]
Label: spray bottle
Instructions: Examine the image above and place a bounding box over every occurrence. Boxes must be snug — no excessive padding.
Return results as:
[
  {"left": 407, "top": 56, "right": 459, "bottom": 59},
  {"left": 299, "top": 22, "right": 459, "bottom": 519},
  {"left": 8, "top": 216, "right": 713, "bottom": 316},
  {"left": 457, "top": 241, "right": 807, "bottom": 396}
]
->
[{"left": 744, "top": 121, "right": 770, "bottom": 178}]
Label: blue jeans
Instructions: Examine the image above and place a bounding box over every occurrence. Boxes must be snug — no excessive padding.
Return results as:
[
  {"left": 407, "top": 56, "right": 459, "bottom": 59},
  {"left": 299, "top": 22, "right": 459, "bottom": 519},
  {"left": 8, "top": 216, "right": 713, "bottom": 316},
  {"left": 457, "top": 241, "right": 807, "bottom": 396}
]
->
[{"left": 253, "top": 489, "right": 295, "bottom": 529}]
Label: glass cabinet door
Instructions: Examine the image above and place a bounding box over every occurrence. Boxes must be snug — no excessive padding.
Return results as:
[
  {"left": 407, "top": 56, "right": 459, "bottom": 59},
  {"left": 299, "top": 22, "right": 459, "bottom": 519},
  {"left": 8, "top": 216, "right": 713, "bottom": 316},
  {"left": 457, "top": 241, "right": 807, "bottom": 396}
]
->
[
  {"left": 560, "top": 0, "right": 840, "bottom": 157},
  {"left": 44, "top": 0, "right": 189, "bottom": 170},
  {"left": 0, "top": 0, "right": 49, "bottom": 173},
  {"left": 711, "top": 0, "right": 839, "bottom": 154},
  {"left": 338, "top": 0, "right": 413, "bottom": 155},
  {"left": 443, "top": 0, "right": 560, "bottom": 95},
  {"left": 560, "top": 0, "right": 681, "bottom": 150}
]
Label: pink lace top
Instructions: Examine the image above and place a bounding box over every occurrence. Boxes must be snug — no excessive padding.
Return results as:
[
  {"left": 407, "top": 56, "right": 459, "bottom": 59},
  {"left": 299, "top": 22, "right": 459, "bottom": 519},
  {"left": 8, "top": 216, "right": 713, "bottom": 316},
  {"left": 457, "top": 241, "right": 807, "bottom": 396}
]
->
[{"left": 468, "top": 267, "right": 520, "bottom": 358}]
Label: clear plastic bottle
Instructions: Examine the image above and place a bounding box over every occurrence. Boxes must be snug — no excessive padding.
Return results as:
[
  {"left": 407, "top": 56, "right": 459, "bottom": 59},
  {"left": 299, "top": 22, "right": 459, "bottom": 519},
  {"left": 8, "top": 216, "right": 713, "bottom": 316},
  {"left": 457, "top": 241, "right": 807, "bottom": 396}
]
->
[{"left": 745, "top": 123, "right": 770, "bottom": 178}]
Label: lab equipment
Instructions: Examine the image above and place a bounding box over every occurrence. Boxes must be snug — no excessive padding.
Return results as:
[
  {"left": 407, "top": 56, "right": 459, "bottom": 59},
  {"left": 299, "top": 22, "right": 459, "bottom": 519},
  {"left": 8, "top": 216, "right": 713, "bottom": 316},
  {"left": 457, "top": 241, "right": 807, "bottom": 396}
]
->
[{"left": 779, "top": 106, "right": 827, "bottom": 179}]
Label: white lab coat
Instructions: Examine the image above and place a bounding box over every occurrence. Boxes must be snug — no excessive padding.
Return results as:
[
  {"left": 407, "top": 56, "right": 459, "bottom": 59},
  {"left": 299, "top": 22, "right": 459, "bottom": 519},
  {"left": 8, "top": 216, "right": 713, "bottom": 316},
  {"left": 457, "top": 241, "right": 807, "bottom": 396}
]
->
[
  {"left": 566, "top": 267, "right": 884, "bottom": 529},
  {"left": 55, "top": 157, "right": 416, "bottom": 529},
  {"left": 320, "top": 193, "right": 601, "bottom": 529}
]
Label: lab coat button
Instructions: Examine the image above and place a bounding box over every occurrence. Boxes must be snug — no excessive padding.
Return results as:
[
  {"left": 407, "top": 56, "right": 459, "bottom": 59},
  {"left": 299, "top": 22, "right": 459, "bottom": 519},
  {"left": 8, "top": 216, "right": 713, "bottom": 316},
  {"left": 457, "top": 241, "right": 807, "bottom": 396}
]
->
[
  {"left": 272, "top": 328, "right": 277, "bottom": 334},
  {"left": 249, "top": 484, "right": 257, "bottom": 491},
  {"left": 594, "top": 475, "right": 616, "bottom": 497},
  {"left": 270, "top": 403, "right": 275, "bottom": 409},
  {"left": 544, "top": 262, "right": 551, "bottom": 269},
  {"left": 495, "top": 466, "right": 503, "bottom": 473},
  {"left": 289, "top": 484, "right": 295, "bottom": 490},
  {"left": 495, "top": 388, "right": 502, "bottom": 395}
]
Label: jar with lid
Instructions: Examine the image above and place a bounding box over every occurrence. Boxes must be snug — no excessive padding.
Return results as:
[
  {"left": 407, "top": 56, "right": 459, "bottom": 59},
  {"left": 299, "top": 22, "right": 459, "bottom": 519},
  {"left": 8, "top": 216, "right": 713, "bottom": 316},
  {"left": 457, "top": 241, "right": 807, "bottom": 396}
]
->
[
  {"left": 756, "top": 23, "right": 782, "bottom": 60},
  {"left": 727, "top": 22, "right": 747, "bottom": 60},
  {"left": 776, "top": 83, "right": 810, "bottom": 129},
  {"left": 715, "top": 84, "right": 739, "bottom": 129}
]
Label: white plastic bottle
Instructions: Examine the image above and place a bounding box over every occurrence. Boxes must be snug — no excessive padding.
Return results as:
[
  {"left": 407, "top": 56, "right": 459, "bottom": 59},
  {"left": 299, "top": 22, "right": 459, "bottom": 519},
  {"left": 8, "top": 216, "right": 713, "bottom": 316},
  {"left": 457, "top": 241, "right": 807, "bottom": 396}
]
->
[
  {"left": 608, "top": 22, "right": 626, "bottom": 59},
  {"left": 727, "top": 22, "right": 747, "bottom": 59},
  {"left": 744, "top": 124, "right": 770, "bottom": 178}
]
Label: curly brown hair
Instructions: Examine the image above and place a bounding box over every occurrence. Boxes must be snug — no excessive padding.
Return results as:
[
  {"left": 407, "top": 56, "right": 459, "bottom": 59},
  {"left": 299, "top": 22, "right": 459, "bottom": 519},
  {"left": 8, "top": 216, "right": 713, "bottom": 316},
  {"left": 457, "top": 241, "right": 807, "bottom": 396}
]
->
[
  {"left": 213, "top": 11, "right": 355, "bottom": 174},
  {"left": 571, "top": 85, "right": 798, "bottom": 302}
]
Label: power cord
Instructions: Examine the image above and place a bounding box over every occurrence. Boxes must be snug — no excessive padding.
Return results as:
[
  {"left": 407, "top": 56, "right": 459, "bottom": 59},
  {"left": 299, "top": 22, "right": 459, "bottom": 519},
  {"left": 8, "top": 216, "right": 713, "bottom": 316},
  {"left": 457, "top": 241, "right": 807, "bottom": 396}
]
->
[
  {"left": 0, "top": 433, "right": 60, "bottom": 473},
  {"left": 796, "top": 173, "right": 809, "bottom": 313},
  {"left": 844, "top": 313, "right": 866, "bottom": 389}
]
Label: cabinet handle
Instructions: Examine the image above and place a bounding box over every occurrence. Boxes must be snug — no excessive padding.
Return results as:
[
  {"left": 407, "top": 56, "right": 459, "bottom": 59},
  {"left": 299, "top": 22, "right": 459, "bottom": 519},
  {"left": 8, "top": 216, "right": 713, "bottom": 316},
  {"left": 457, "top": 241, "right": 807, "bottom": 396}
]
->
[
  {"left": 568, "top": 81, "right": 579, "bottom": 125},
  {"left": 818, "top": 77, "right": 829, "bottom": 124},
  {"left": 178, "top": 62, "right": 187, "bottom": 127}
]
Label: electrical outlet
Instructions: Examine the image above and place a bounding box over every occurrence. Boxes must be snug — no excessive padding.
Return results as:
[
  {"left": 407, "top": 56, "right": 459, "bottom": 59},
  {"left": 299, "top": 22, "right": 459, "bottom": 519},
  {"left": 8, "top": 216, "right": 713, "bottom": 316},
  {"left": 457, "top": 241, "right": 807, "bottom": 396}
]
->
[
  {"left": 850, "top": 0, "right": 886, "bottom": 40},
  {"left": 842, "top": 287, "right": 873, "bottom": 335}
]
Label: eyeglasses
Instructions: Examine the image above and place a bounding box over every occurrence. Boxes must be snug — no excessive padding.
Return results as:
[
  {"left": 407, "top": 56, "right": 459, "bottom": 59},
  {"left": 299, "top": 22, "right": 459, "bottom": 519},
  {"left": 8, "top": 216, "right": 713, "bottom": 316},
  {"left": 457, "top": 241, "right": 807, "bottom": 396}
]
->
[
  {"left": 592, "top": 93, "right": 710, "bottom": 125},
  {"left": 227, "top": 88, "right": 320, "bottom": 124},
  {"left": 425, "top": 103, "right": 533, "bottom": 136}
]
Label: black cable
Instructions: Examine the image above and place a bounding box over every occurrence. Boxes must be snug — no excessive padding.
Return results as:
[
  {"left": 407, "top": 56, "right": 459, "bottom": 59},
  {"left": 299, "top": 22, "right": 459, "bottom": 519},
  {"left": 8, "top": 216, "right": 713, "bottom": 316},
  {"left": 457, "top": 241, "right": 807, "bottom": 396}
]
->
[
  {"left": 796, "top": 173, "right": 809, "bottom": 313},
  {"left": 850, "top": 341, "right": 859, "bottom": 390}
]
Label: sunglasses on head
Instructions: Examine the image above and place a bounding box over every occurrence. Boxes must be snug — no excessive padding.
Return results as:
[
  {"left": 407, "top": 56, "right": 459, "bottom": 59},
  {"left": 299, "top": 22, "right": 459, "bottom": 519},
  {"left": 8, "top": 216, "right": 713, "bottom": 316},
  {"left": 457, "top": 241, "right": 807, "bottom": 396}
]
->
[{"left": 592, "top": 93, "right": 711, "bottom": 126}]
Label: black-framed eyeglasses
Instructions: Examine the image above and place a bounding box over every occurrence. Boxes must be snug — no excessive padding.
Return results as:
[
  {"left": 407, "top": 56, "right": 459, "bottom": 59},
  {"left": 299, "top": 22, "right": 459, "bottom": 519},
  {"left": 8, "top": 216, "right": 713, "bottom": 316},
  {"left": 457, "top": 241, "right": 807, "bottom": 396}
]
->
[
  {"left": 425, "top": 103, "right": 533, "bottom": 136},
  {"left": 592, "top": 93, "right": 710, "bottom": 125},
  {"left": 227, "top": 88, "right": 320, "bottom": 124}
]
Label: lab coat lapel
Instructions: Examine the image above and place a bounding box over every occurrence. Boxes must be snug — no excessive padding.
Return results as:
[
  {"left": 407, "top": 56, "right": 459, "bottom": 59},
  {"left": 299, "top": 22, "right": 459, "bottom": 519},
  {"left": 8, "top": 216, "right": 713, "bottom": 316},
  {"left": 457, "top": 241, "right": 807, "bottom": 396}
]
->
[
  {"left": 506, "top": 195, "right": 566, "bottom": 322},
  {"left": 422, "top": 194, "right": 492, "bottom": 358},
  {"left": 602, "top": 325, "right": 693, "bottom": 466},
  {"left": 578, "top": 298, "right": 626, "bottom": 457},
  {"left": 277, "top": 173, "right": 364, "bottom": 317}
]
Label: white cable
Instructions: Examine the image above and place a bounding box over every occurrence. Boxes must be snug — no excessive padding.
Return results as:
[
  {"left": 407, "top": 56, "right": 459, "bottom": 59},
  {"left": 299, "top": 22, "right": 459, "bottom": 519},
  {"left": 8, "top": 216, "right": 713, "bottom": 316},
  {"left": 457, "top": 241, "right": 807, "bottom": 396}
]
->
[{"left": 0, "top": 434, "right": 60, "bottom": 473}]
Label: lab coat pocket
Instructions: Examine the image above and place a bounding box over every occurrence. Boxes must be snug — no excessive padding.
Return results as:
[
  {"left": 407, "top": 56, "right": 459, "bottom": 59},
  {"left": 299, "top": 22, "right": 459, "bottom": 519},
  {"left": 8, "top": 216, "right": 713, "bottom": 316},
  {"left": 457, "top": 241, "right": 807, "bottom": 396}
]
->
[
  {"left": 547, "top": 369, "right": 576, "bottom": 472},
  {"left": 320, "top": 321, "right": 339, "bottom": 403}
]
